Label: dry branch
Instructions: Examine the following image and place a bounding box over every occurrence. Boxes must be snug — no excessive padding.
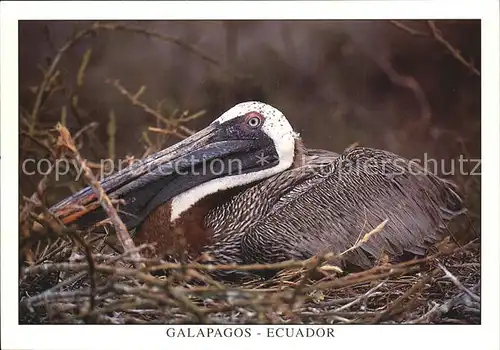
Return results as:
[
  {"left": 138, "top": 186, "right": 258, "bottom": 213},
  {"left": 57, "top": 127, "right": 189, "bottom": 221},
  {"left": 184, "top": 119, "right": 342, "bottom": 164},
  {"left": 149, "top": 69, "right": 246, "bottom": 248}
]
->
[
  {"left": 437, "top": 262, "right": 480, "bottom": 302},
  {"left": 29, "top": 25, "right": 98, "bottom": 134},
  {"left": 390, "top": 20, "right": 480, "bottom": 77},
  {"left": 95, "top": 23, "right": 224, "bottom": 71},
  {"left": 332, "top": 279, "right": 388, "bottom": 313},
  {"left": 54, "top": 124, "right": 142, "bottom": 267},
  {"left": 427, "top": 21, "right": 480, "bottom": 77},
  {"left": 390, "top": 20, "right": 429, "bottom": 37},
  {"left": 20, "top": 239, "right": 480, "bottom": 324},
  {"left": 371, "top": 268, "right": 440, "bottom": 323},
  {"left": 106, "top": 78, "right": 200, "bottom": 138},
  {"left": 28, "top": 20, "right": 240, "bottom": 135},
  {"left": 376, "top": 57, "right": 431, "bottom": 123}
]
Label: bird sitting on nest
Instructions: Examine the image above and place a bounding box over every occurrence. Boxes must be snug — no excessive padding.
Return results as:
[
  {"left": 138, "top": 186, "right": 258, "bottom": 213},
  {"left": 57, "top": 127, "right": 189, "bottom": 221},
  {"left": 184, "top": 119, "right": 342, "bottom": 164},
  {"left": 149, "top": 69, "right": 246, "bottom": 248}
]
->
[{"left": 48, "top": 101, "right": 467, "bottom": 280}]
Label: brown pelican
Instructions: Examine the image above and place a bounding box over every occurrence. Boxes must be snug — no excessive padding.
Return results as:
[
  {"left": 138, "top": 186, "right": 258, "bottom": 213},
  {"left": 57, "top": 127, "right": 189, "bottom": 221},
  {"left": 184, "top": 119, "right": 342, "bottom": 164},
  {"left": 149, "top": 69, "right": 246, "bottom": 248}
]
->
[{"left": 48, "top": 101, "right": 466, "bottom": 279}]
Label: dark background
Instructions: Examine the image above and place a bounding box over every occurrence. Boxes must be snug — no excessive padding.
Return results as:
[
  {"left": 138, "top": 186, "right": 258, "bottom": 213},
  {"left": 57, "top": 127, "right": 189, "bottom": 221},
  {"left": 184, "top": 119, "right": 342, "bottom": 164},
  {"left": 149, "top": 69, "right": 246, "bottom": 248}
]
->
[{"left": 19, "top": 20, "right": 481, "bottom": 238}]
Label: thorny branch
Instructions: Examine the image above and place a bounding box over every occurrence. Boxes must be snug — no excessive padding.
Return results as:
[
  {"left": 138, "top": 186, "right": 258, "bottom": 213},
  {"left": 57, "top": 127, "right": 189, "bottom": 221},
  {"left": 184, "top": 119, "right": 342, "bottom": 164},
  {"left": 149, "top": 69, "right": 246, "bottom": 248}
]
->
[
  {"left": 105, "top": 79, "right": 202, "bottom": 138},
  {"left": 54, "top": 124, "right": 143, "bottom": 268},
  {"left": 427, "top": 21, "right": 480, "bottom": 77},
  {"left": 390, "top": 20, "right": 480, "bottom": 76},
  {"left": 29, "top": 26, "right": 97, "bottom": 134},
  {"left": 437, "top": 261, "right": 480, "bottom": 302},
  {"left": 370, "top": 268, "right": 441, "bottom": 323},
  {"left": 20, "top": 239, "right": 480, "bottom": 324},
  {"left": 332, "top": 278, "right": 388, "bottom": 313},
  {"left": 27, "top": 21, "right": 237, "bottom": 135},
  {"left": 287, "top": 219, "right": 388, "bottom": 307},
  {"left": 24, "top": 240, "right": 477, "bottom": 279},
  {"left": 390, "top": 20, "right": 429, "bottom": 37},
  {"left": 21, "top": 196, "right": 99, "bottom": 315}
]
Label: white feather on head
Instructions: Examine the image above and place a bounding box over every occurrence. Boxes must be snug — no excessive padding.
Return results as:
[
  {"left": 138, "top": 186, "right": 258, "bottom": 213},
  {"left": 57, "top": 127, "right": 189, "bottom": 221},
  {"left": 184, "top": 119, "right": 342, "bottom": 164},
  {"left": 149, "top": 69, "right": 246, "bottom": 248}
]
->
[{"left": 170, "top": 101, "right": 297, "bottom": 221}]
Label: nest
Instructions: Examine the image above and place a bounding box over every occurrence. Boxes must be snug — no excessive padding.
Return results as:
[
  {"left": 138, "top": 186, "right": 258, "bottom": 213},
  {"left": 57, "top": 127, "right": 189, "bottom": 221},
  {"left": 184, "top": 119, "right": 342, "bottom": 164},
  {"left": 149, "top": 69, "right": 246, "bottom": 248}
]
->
[{"left": 19, "top": 230, "right": 480, "bottom": 324}]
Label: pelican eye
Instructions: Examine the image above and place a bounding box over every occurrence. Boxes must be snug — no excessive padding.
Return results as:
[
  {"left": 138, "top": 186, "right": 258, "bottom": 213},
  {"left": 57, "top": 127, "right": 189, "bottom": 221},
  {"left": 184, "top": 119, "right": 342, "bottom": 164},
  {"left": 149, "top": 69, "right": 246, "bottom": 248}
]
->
[{"left": 244, "top": 112, "right": 264, "bottom": 128}]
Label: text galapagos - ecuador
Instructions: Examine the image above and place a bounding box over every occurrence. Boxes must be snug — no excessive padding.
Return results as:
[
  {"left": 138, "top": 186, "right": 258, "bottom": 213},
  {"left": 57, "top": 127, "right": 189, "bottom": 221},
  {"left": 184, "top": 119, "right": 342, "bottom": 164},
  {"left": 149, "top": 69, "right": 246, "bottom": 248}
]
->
[{"left": 165, "top": 327, "right": 335, "bottom": 338}]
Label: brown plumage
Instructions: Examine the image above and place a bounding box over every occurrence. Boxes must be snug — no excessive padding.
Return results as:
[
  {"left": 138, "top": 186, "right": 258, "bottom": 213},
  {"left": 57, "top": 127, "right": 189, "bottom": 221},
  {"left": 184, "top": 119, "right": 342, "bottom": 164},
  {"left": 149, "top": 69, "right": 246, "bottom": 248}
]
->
[
  {"left": 199, "top": 147, "right": 464, "bottom": 269},
  {"left": 133, "top": 139, "right": 338, "bottom": 260}
]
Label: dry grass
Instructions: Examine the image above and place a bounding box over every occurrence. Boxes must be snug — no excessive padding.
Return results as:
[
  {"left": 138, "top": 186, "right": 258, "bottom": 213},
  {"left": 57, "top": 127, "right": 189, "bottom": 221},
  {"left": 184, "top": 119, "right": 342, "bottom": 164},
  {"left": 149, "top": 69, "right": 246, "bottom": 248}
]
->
[{"left": 18, "top": 20, "right": 481, "bottom": 325}]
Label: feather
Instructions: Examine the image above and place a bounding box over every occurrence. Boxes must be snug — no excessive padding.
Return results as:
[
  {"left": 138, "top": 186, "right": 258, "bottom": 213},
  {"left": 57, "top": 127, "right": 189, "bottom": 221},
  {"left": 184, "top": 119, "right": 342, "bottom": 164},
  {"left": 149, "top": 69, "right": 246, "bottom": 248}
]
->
[{"left": 203, "top": 147, "right": 466, "bottom": 273}]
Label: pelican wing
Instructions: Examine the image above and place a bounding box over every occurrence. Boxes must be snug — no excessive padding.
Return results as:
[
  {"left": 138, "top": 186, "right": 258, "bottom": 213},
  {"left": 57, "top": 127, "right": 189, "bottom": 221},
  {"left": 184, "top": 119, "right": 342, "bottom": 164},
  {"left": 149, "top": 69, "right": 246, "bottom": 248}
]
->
[{"left": 208, "top": 147, "right": 465, "bottom": 268}]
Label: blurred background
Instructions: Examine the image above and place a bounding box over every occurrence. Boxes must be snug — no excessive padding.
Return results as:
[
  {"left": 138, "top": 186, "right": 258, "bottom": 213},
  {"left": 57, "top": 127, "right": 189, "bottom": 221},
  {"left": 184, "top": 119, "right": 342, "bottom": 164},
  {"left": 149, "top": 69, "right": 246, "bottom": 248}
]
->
[{"left": 19, "top": 20, "right": 481, "bottom": 239}]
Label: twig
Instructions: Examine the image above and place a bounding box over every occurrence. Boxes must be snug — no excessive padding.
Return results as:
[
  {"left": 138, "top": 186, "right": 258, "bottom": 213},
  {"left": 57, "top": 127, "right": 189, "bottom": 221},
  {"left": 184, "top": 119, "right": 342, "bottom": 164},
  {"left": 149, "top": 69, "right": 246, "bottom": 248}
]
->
[
  {"left": 405, "top": 301, "right": 441, "bottom": 324},
  {"left": 93, "top": 22, "right": 248, "bottom": 80},
  {"left": 168, "top": 286, "right": 209, "bottom": 323},
  {"left": 39, "top": 271, "right": 88, "bottom": 295},
  {"left": 148, "top": 127, "right": 189, "bottom": 140},
  {"left": 339, "top": 219, "right": 389, "bottom": 257},
  {"left": 77, "top": 48, "right": 92, "bottom": 87},
  {"left": 73, "top": 121, "right": 99, "bottom": 141},
  {"left": 288, "top": 219, "right": 387, "bottom": 308},
  {"left": 333, "top": 279, "right": 388, "bottom": 312},
  {"left": 20, "top": 131, "right": 57, "bottom": 159},
  {"left": 437, "top": 262, "right": 480, "bottom": 302},
  {"left": 106, "top": 79, "right": 195, "bottom": 137},
  {"left": 54, "top": 124, "right": 142, "bottom": 268},
  {"left": 306, "top": 264, "right": 421, "bottom": 295},
  {"left": 28, "top": 20, "right": 243, "bottom": 136},
  {"left": 427, "top": 21, "right": 480, "bottom": 76},
  {"left": 178, "top": 110, "right": 207, "bottom": 123},
  {"left": 95, "top": 22, "right": 224, "bottom": 71},
  {"left": 376, "top": 57, "right": 431, "bottom": 123},
  {"left": 302, "top": 239, "right": 480, "bottom": 295},
  {"left": 390, "top": 20, "right": 480, "bottom": 77},
  {"left": 29, "top": 24, "right": 98, "bottom": 134},
  {"left": 27, "top": 243, "right": 153, "bottom": 305},
  {"left": 287, "top": 256, "right": 326, "bottom": 309},
  {"left": 390, "top": 20, "right": 429, "bottom": 37},
  {"left": 22, "top": 198, "right": 99, "bottom": 314},
  {"left": 25, "top": 240, "right": 474, "bottom": 278},
  {"left": 19, "top": 166, "right": 60, "bottom": 263},
  {"left": 371, "top": 268, "right": 440, "bottom": 323},
  {"left": 24, "top": 288, "right": 110, "bottom": 309},
  {"left": 107, "top": 110, "right": 116, "bottom": 162}
]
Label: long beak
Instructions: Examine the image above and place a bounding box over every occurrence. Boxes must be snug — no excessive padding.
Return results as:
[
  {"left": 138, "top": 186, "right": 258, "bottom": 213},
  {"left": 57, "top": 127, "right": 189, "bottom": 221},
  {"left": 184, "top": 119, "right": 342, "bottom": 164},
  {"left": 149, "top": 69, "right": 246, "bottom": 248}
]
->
[{"left": 48, "top": 123, "right": 260, "bottom": 230}]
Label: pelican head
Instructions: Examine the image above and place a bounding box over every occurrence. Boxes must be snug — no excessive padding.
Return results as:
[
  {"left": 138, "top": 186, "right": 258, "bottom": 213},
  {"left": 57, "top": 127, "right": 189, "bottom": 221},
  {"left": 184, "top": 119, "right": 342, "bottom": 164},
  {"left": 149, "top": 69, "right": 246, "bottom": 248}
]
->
[{"left": 50, "top": 101, "right": 299, "bottom": 229}]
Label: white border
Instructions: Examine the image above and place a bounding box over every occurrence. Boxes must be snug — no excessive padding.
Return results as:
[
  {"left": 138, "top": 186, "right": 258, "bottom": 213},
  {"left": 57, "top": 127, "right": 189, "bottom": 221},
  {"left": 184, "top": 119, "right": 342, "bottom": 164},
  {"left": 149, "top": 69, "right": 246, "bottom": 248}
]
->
[
  {"left": 0, "top": 1, "right": 486, "bottom": 20},
  {"left": 1, "top": 1, "right": 499, "bottom": 350}
]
